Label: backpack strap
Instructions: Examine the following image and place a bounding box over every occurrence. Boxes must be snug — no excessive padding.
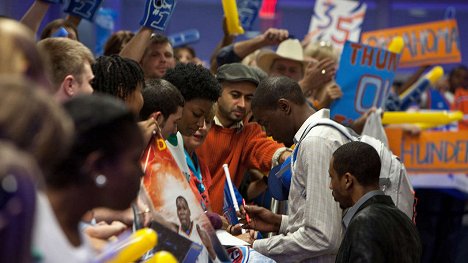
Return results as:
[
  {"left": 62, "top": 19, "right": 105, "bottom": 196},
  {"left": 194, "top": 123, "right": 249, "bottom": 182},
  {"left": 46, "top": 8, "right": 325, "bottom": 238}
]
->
[
  {"left": 292, "top": 118, "right": 356, "bottom": 163},
  {"left": 307, "top": 119, "right": 357, "bottom": 141}
]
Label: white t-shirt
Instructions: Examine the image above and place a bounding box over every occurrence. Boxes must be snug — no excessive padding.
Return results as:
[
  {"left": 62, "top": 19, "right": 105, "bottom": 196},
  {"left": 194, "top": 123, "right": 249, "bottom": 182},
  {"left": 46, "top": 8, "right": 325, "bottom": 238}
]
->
[
  {"left": 166, "top": 132, "right": 191, "bottom": 181},
  {"left": 33, "top": 192, "right": 95, "bottom": 263}
]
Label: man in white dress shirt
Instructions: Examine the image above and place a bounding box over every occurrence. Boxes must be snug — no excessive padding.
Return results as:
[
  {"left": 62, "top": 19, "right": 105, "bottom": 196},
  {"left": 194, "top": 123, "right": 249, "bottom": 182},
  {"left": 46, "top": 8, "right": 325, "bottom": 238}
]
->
[{"left": 243, "top": 76, "right": 349, "bottom": 262}]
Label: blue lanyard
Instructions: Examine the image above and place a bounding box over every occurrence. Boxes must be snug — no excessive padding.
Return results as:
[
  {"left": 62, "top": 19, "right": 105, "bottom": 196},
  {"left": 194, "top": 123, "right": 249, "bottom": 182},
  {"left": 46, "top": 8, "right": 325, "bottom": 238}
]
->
[{"left": 184, "top": 150, "right": 206, "bottom": 193}]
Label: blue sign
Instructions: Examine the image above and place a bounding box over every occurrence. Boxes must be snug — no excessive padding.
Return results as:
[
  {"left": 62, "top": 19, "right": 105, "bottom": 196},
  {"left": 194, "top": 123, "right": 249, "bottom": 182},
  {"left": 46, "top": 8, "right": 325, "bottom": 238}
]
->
[
  {"left": 237, "top": 0, "right": 262, "bottom": 31},
  {"left": 331, "top": 40, "right": 400, "bottom": 125},
  {"left": 65, "top": 0, "right": 103, "bottom": 21},
  {"left": 140, "top": 0, "right": 177, "bottom": 31}
]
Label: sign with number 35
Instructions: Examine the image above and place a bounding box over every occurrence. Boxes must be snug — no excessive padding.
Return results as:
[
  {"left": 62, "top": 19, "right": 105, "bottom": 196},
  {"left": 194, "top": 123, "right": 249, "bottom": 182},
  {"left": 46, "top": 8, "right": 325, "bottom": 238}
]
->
[{"left": 307, "top": 0, "right": 366, "bottom": 51}]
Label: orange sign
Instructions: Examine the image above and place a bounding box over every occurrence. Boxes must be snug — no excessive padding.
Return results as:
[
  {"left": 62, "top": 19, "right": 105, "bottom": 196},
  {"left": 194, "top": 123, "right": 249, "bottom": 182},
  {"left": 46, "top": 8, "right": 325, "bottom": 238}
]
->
[
  {"left": 386, "top": 128, "right": 468, "bottom": 173},
  {"left": 361, "top": 20, "right": 461, "bottom": 68}
]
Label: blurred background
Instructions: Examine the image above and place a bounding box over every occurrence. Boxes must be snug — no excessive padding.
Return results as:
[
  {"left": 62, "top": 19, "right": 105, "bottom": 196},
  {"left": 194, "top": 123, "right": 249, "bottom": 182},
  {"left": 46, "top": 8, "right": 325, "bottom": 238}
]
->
[{"left": 1, "top": 0, "right": 467, "bottom": 74}]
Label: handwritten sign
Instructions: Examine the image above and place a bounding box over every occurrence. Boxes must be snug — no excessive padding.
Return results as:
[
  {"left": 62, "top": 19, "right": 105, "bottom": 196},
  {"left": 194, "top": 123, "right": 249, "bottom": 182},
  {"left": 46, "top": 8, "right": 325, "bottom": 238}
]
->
[
  {"left": 331, "top": 41, "right": 400, "bottom": 124},
  {"left": 361, "top": 19, "right": 461, "bottom": 67},
  {"left": 387, "top": 129, "right": 468, "bottom": 173},
  {"left": 306, "top": 0, "right": 366, "bottom": 51}
]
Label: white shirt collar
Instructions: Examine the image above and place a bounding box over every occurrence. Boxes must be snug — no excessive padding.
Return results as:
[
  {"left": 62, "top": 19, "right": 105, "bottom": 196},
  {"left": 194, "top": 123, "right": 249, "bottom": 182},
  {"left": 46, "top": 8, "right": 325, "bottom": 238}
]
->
[{"left": 213, "top": 115, "right": 244, "bottom": 129}]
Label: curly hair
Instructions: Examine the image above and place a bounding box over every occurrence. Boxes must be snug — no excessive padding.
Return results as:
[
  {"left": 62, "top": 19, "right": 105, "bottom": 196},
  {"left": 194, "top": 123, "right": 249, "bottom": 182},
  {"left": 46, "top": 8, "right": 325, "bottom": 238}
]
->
[
  {"left": 92, "top": 55, "right": 145, "bottom": 101},
  {"left": 163, "top": 63, "right": 220, "bottom": 102}
]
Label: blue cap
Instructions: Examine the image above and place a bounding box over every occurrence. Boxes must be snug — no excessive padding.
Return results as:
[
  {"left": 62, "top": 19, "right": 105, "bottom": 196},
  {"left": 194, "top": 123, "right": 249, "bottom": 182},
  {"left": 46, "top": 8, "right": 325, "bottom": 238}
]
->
[{"left": 268, "top": 156, "right": 292, "bottom": 201}]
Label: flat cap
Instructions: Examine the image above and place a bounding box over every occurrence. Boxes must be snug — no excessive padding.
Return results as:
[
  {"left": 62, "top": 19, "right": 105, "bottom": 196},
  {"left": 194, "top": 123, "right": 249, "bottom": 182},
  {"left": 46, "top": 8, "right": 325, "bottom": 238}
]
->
[{"left": 216, "top": 63, "right": 261, "bottom": 85}]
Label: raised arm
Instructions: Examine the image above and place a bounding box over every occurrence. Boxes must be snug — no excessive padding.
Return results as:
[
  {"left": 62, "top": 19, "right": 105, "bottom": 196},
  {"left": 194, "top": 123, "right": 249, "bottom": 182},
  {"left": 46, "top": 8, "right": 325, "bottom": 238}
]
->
[
  {"left": 119, "top": 27, "right": 153, "bottom": 62},
  {"left": 120, "top": 0, "right": 177, "bottom": 62},
  {"left": 397, "top": 65, "right": 430, "bottom": 95},
  {"left": 20, "top": 0, "right": 51, "bottom": 34},
  {"left": 209, "top": 17, "right": 236, "bottom": 73},
  {"left": 234, "top": 28, "right": 288, "bottom": 58},
  {"left": 216, "top": 28, "right": 289, "bottom": 68}
]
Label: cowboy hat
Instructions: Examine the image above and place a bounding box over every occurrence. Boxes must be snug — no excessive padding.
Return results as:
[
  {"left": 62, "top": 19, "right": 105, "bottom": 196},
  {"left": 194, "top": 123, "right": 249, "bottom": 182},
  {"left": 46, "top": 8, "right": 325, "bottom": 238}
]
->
[{"left": 256, "top": 39, "right": 308, "bottom": 74}]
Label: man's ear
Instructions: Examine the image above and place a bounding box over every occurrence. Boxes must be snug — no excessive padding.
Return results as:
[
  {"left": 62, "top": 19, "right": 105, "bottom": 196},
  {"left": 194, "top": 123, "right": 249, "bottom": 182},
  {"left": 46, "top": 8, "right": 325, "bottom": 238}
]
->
[
  {"left": 343, "top": 172, "right": 354, "bottom": 189},
  {"left": 61, "top": 75, "right": 76, "bottom": 97},
  {"left": 277, "top": 99, "right": 291, "bottom": 114},
  {"left": 151, "top": 111, "right": 164, "bottom": 125}
]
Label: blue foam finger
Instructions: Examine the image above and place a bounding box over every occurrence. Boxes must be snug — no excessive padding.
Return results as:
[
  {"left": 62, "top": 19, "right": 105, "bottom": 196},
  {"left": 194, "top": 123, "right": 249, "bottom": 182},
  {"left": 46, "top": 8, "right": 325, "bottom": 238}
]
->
[
  {"left": 237, "top": 0, "right": 262, "bottom": 31},
  {"left": 64, "top": 0, "right": 103, "bottom": 21},
  {"left": 51, "top": 26, "right": 69, "bottom": 38},
  {"left": 140, "top": 0, "right": 178, "bottom": 32},
  {"left": 168, "top": 29, "right": 200, "bottom": 48}
]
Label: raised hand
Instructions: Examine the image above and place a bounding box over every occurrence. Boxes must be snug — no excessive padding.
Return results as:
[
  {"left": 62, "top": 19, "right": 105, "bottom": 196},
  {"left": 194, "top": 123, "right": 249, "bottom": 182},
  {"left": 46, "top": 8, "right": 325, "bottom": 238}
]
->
[
  {"left": 317, "top": 82, "right": 343, "bottom": 109},
  {"left": 138, "top": 117, "right": 161, "bottom": 144},
  {"left": 301, "top": 58, "right": 336, "bottom": 97},
  {"left": 259, "top": 28, "right": 289, "bottom": 46}
]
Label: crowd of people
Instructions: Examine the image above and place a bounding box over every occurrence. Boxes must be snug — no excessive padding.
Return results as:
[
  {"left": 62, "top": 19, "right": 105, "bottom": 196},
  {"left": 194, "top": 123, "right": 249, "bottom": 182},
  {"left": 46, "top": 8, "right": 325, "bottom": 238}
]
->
[{"left": 1, "top": 0, "right": 468, "bottom": 262}]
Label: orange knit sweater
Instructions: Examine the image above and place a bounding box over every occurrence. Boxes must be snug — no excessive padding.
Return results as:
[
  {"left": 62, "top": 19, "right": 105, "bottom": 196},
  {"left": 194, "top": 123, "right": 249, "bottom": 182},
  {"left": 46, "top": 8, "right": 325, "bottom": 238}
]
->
[{"left": 197, "top": 122, "right": 284, "bottom": 214}]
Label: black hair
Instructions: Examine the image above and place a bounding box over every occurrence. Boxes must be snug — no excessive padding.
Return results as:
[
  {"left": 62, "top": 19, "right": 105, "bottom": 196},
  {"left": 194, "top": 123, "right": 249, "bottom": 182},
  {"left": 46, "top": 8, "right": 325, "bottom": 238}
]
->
[
  {"left": 50, "top": 95, "right": 139, "bottom": 188},
  {"left": 332, "top": 141, "right": 381, "bottom": 187},
  {"left": 92, "top": 55, "right": 145, "bottom": 101},
  {"left": 251, "top": 76, "right": 306, "bottom": 111},
  {"left": 140, "top": 79, "right": 184, "bottom": 120},
  {"left": 163, "top": 63, "right": 220, "bottom": 102},
  {"left": 176, "top": 195, "right": 188, "bottom": 207}
]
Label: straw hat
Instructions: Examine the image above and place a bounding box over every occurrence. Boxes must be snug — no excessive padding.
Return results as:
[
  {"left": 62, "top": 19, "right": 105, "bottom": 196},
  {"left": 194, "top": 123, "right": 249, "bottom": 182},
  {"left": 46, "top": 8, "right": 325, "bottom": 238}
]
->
[{"left": 256, "top": 39, "right": 308, "bottom": 74}]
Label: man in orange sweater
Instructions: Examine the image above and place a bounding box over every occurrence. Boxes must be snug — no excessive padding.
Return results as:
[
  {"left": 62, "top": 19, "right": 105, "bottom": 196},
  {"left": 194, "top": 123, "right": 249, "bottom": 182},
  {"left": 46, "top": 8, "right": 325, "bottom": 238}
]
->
[{"left": 197, "top": 63, "right": 291, "bottom": 213}]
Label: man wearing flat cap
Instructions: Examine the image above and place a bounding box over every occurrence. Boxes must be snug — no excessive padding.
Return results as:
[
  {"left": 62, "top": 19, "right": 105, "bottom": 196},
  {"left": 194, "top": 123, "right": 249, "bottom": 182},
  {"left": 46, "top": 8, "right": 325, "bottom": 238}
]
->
[{"left": 197, "top": 63, "right": 291, "bottom": 214}]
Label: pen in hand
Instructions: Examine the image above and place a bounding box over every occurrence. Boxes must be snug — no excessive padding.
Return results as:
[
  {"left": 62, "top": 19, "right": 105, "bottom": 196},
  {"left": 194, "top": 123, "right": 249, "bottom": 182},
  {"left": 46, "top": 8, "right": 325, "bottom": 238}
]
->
[{"left": 242, "top": 199, "right": 251, "bottom": 224}]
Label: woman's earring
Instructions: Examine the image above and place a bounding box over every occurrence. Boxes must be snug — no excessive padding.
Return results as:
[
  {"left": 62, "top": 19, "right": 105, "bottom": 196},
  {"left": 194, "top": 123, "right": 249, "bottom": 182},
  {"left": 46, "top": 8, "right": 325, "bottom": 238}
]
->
[{"left": 95, "top": 174, "right": 107, "bottom": 188}]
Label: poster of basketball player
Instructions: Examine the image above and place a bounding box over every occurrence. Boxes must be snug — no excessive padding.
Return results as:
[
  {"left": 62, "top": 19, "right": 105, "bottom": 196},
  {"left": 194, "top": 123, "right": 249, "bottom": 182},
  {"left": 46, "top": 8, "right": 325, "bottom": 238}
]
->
[{"left": 140, "top": 134, "right": 229, "bottom": 262}]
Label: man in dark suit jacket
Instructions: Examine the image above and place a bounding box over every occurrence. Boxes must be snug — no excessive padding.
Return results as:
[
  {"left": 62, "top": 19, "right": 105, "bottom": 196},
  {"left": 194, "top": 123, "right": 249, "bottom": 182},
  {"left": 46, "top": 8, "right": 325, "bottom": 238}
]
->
[{"left": 328, "top": 141, "right": 421, "bottom": 263}]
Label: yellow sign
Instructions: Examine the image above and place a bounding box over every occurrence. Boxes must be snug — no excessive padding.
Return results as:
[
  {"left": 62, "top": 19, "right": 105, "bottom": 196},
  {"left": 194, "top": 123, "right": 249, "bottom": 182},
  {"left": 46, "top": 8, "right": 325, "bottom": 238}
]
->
[
  {"left": 386, "top": 128, "right": 468, "bottom": 173},
  {"left": 361, "top": 20, "right": 461, "bottom": 68}
]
